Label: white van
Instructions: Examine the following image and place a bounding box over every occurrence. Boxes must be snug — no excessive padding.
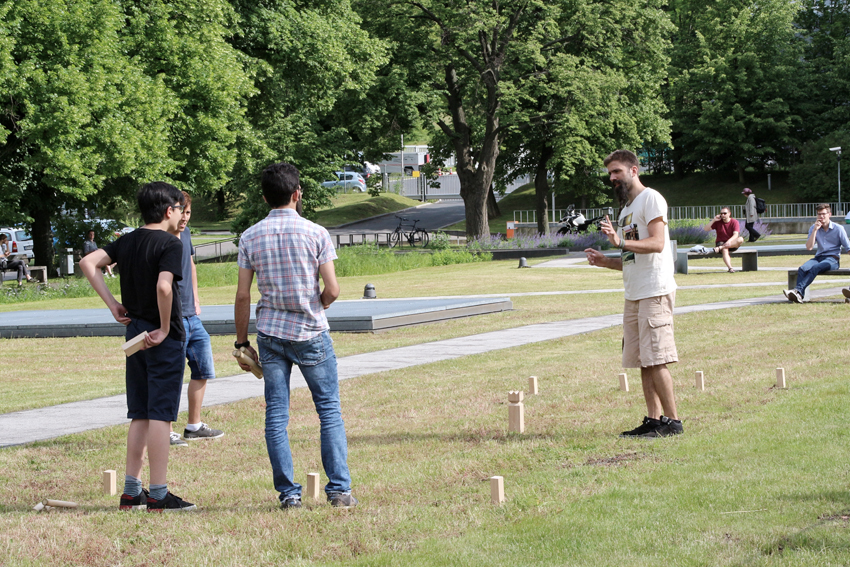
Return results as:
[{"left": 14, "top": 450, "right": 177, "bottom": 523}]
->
[{"left": 0, "top": 227, "right": 34, "bottom": 260}]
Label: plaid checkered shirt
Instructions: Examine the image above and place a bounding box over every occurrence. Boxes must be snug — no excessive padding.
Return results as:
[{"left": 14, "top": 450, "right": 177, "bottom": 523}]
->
[{"left": 237, "top": 208, "right": 337, "bottom": 341}]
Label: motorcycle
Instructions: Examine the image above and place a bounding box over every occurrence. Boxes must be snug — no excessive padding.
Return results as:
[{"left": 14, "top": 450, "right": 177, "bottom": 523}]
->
[{"left": 557, "top": 205, "right": 605, "bottom": 235}]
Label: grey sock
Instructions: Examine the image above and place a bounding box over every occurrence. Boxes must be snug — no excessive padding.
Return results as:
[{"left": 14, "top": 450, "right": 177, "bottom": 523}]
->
[
  {"left": 123, "top": 475, "right": 142, "bottom": 497},
  {"left": 150, "top": 484, "right": 168, "bottom": 501}
]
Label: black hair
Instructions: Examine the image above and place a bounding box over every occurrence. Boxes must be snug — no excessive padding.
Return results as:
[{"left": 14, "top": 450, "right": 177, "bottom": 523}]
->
[
  {"left": 261, "top": 162, "right": 300, "bottom": 208},
  {"left": 137, "top": 182, "right": 184, "bottom": 225}
]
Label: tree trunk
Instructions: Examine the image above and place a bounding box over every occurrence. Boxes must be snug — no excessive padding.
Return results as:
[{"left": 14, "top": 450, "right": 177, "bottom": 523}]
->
[
  {"left": 534, "top": 144, "right": 554, "bottom": 235},
  {"left": 215, "top": 189, "right": 227, "bottom": 220},
  {"left": 487, "top": 185, "right": 500, "bottom": 220},
  {"left": 30, "top": 186, "right": 56, "bottom": 274},
  {"left": 737, "top": 164, "right": 746, "bottom": 184}
]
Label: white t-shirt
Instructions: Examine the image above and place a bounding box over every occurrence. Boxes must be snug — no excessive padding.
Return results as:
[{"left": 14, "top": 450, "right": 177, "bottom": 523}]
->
[{"left": 617, "top": 187, "right": 677, "bottom": 301}]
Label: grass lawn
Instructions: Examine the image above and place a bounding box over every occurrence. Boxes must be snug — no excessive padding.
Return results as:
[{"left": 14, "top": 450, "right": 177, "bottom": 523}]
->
[
  {"left": 2, "top": 297, "right": 850, "bottom": 565},
  {"left": 313, "top": 193, "right": 425, "bottom": 228}
]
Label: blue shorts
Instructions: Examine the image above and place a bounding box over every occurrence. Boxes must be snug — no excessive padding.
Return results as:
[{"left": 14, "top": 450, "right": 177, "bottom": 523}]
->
[
  {"left": 125, "top": 319, "right": 186, "bottom": 422},
  {"left": 184, "top": 315, "right": 216, "bottom": 380}
]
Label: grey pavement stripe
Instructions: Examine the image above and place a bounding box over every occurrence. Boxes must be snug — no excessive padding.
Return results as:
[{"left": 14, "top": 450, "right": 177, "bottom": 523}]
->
[{"left": 0, "top": 287, "right": 843, "bottom": 448}]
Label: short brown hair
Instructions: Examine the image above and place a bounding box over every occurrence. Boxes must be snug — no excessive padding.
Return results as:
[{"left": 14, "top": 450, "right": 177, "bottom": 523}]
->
[
  {"left": 181, "top": 190, "right": 192, "bottom": 207},
  {"left": 817, "top": 203, "right": 831, "bottom": 213},
  {"left": 603, "top": 149, "right": 640, "bottom": 169}
]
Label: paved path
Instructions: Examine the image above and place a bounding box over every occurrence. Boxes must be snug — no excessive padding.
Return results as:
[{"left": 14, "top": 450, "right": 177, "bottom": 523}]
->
[{"left": 5, "top": 286, "right": 846, "bottom": 448}]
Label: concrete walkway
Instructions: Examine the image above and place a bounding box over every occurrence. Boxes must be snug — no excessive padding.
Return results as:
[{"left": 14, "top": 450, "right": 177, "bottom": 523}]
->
[{"left": 6, "top": 286, "right": 845, "bottom": 448}]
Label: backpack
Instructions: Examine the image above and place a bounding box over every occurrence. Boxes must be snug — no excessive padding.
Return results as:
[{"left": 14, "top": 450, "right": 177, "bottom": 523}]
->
[{"left": 754, "top": 196, "right": 766, "bottom": 214}]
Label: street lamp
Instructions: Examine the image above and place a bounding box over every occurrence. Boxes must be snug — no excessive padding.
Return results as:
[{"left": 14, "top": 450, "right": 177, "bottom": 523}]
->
[{"left": 829, "top": 146, "right": 841, "bottom": 213}]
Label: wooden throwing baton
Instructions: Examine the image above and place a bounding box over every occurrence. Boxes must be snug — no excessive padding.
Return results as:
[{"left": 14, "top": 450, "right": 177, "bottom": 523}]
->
[{"left": 233, "top": 347, "right": 263, "bottom": 379}]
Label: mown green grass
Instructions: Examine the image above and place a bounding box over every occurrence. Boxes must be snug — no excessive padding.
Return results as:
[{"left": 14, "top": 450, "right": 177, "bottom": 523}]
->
[
  {"left": 1, "top": 304, "right": 849, "bottom": 566},
  {"left": 313, "top": 193, "right": 424, "bottom": 228}
]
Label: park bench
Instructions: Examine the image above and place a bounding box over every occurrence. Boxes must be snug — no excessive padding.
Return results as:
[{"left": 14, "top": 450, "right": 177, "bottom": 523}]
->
[
  {"left": 675, "top": 247, "right": 758, "bottom": 274},
  {"left": 787, "top": 269, "right": 850, "bottom": 301},
  {"left": 1, "top": 257, "right": 47, "bottom": 284}
]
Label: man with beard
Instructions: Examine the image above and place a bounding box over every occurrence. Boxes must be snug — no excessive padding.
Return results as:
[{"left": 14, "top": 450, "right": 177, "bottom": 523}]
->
[{"left": 584, "top": 150, "right": 683, "bottom": 438}]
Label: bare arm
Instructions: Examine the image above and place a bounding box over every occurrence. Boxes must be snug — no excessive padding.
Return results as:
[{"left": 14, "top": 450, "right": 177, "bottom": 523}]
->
[
  {"left": 318, "top": 260, "right": 340, "bottom": 309},
  {"left": 144, "top": 272, "right": 174, "bottom": 348},
  {"left": 80, "top": 249, "right": 130, "bottom": 325},
  {"left": 806, "top": 223, "right": 821, "bottom": 250},
  {"left": 191, "top": 256, "right": 201, "bottom": 315},
  {"left": 584, "top": 248, "right": 623, "bottom": 271},
  {"left": 234, "top": 266, "right": 258, "bottom": 370}
]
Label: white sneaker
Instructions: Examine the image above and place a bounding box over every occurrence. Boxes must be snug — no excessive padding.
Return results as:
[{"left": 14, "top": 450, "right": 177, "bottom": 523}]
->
[
  {"left": 170, "top": 432, "right": 188, "bottom": 447},
  {"left": 783, "top": 289, "right": 802, "bottom": 303}
]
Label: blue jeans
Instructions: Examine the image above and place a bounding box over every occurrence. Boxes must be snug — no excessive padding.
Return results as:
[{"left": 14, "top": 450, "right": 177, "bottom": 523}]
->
[
  {"left": 796, "top": 255, "right": 839, "bottom": 294},
  {"left": 257, "top": 330, "right": 351, "bottom": 500},
  {"left": 183, "top": 315, "right": 215, "bottom": 380}
]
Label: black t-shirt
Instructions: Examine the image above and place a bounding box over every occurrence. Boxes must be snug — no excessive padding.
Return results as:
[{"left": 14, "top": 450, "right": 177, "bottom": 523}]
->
[{"left": 103, "top": 228, "right": 185, "bottom": 342}]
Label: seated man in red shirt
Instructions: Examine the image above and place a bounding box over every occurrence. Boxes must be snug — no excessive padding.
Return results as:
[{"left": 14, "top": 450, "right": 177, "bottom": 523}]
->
[{"left": 710, "top": 207, "right": 744, "bottom": 273}]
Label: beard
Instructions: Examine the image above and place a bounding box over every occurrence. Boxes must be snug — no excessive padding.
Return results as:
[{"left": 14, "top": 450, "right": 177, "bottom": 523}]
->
[{"left": 613, "top": 179, "right": 630, "bottom": 208}]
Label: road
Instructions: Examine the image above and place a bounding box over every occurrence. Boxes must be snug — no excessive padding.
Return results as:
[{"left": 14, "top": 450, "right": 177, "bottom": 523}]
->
[{"left": 327, "top": 200, "right": 466, "bottom": 234}]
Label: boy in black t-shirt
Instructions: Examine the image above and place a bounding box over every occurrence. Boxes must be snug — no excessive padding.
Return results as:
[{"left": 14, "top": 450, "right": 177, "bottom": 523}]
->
[{"left": 80, "top": 182, "right": 196, "bottom": 512}]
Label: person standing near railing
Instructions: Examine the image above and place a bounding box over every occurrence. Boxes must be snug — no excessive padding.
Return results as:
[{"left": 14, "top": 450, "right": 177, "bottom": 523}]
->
[{"left": 743, "top": 188, "right": 761, "bottom": 242}]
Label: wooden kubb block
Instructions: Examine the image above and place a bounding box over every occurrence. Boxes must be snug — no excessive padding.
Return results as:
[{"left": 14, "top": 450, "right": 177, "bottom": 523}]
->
[
  {"left": 508, "top": 391, "right": 524, "bottom": 433},
  {"left": 528, "top": 376, "right": 538, "bottom": 395},
  {"left": 490, "top": 476, "right": 505, "bottom": 505},
  {"left": 306, "top": 473, "right": 321, "bottom": 501},
  {"left": 618, "top": 373, "right": 629, "bottom": 392},
  {"left": 122, "top": 331, "right": 148, "bottom": 357},
  {"left": 776, "top": 368, "right": 786, "bottom": 389},
  {"left": 103, "top": 469, "right": 116, "bottom": 495},
  {"left": 695, "top": 371, "right": 705, "bottom": 391}
]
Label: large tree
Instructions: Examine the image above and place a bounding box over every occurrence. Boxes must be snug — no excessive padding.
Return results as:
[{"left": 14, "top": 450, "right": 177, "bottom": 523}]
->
[
  {"left": 228, "top": 0, "right": 390, "bottom": 232},
  {"left": 666, "top": 0, "right": 804, "bottom": 182},
  {"left": 359, "top": 0, "right": 670, "bottom": 239},
  {"left": 0, "top": 0, "right": 253, "bottom": 271},
  {"left": 495, "top": 0, "right": 671, "bottom": 234}
]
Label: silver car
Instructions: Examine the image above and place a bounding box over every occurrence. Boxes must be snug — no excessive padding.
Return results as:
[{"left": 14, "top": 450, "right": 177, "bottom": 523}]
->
[{"left": 321, "top": 171, "right": 367, "bottom": 193}]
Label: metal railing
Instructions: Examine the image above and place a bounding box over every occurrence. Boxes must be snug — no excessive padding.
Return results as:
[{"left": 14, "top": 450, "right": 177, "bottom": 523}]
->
[
  {"left": 514, "top": 202, "right": 845, "bottom": 224},
  {"left": 193, "top": 238, "right": 237, "bottom": 262}
]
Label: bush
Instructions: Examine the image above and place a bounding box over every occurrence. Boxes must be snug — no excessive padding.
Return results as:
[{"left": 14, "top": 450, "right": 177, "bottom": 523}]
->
[
  {"left": 669, "top": 225, "right": 712, "bottom": 245},
  {"left": 468, "top": 232, "right": 611, "bottom": 250},
  {"left": 426, "top": 231, "right": 452, "bottom": 250},
  {"left": 0, "top": 277, "right": 120, "bottom": 304},
  {"left": 334, "top": 243, "right": 490, "bottom": 277}
]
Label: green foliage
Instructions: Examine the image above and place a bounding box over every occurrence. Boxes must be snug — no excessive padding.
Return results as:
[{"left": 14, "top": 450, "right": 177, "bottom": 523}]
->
[
  {"left": 666, "top": 0, "right": 804, "bottom": 176},
  {"left": 426, "top": 232, "right": 452, "bottom": 250},
  {"left": 0, "top": 277, "right": 120, "bottom": 304},
  {"left": 52, "top": 217, "right": 121, "bottom": 251},
  {"left": 334, "top": 243, "right": 490, "bottom": 277},
  {"left": 228, "top": 0, "right": 390, "bottom": 233},
  {"left": 790, "top": 131, "right": 850, "bottom": 202}
]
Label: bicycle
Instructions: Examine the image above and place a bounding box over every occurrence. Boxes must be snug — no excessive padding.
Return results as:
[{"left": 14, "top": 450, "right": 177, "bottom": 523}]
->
[{"left": 389, "top": 216, "right": 429, "bottom": 248}]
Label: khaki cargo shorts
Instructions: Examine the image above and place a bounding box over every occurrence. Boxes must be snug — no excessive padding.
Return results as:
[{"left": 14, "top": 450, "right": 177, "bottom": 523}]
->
[{"left": 622, "top": 291, "right": 678, "bottom": 369}]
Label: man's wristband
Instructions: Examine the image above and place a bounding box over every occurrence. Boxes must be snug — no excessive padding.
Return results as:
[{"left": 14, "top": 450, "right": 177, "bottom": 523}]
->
[
  {"left": 234, "top": 340, "right": 251, "bottom": 349},
  {"left": 618, "top": 238, "right": 625, "bottom": 250}
]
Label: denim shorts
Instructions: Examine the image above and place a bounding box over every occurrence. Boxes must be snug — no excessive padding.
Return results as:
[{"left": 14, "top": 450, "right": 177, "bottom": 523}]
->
[
  {"left": 125, "top": 319, "right": 186, "bottom": 422},
  {"left": 184, "top": 315, "right": 216, "bottom": 380}
]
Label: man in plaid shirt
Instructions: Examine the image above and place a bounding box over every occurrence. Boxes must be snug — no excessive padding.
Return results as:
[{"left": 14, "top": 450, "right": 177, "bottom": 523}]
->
[{"left": 234, "top": 162, "right": 356, "bottom": 510}]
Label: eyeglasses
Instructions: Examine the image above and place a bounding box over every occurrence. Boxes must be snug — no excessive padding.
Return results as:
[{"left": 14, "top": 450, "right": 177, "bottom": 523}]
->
[
  {"left": 170, "top": 205, "right": 185, "bottom": 213},
  {"left": 720, "top": 212, "right": 729, "bottom": 215}
]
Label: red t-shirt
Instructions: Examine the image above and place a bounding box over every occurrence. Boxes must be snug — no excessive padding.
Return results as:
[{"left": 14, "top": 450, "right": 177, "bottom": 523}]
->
[{"left": 711, "top": 218, "right": 740, "bottom": 244}]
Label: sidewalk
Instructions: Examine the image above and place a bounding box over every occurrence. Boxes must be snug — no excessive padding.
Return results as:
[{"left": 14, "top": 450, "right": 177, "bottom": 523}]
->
[{"left": 4, "top": 287, "right": 835, "bottom": 448}]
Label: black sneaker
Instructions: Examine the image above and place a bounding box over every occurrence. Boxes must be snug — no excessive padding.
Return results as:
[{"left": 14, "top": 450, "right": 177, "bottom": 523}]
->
[
  {"left": 119, "top": 488, "right": 149, "bottom": 511},
  {"left": 619, "top": 416, "right": 662, "bottom": 437},
  {"left": 146, "top": 491, "right": 197, "bottom": 512},
  {"left": 183, "top": 423, "right": 224, "bottom": 440},
  {"left": 328, "top": 492, "right": 358, "bottom": 508},
  {"left": 280, "top": 496, "right": 302, "bottom": 509},
  {"left": 640, "top": 415, "right": 684, "bottom": 438}
]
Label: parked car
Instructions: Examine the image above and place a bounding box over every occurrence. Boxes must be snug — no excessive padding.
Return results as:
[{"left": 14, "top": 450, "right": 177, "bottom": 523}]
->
[
  {"left": 321, "top": 172, "right": 367, "bottom": 193},
  {"left": 0, "top": 227, "right": 34, "bottom": 260}
]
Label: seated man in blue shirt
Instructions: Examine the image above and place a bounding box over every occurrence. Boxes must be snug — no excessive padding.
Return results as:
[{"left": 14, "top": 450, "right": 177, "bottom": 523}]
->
[{"left": 784, "top": 204, "right": 850, "bottom": 303}]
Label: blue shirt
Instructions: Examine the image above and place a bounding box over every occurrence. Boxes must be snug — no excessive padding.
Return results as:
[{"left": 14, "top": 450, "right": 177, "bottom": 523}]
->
[
  {"left": 809, "top": 221, "right": 850, "bottom": 258},
  {"left": 177, "top": 227, "right": 195, "bottom": 316}
]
